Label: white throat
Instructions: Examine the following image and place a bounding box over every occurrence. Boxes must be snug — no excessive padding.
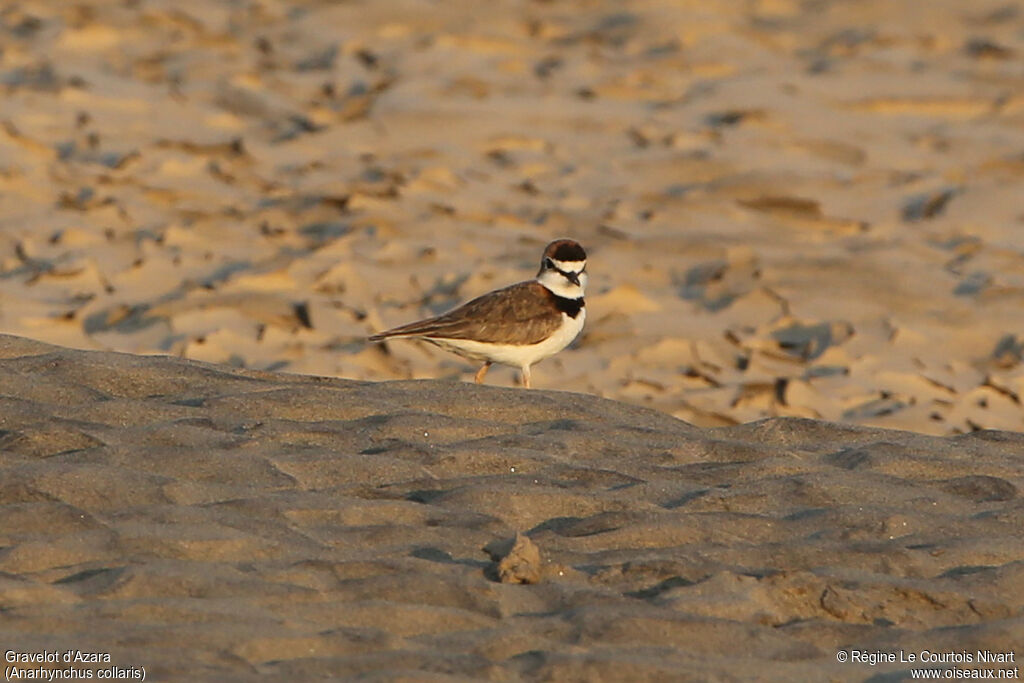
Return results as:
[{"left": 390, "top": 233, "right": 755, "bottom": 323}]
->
[{"left": 538, "top": 264, "right": 587, "bottom": 299}]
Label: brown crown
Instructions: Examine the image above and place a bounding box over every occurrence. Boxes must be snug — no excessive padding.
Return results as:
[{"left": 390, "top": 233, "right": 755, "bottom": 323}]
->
[{"left": 543, "top": 239, "right": 586, "bottom": 262}]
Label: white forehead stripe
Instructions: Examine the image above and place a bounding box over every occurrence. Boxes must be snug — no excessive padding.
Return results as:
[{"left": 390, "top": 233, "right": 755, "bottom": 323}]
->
[{"left": 550, "top": 258, "right": 585, "bottom": 273}]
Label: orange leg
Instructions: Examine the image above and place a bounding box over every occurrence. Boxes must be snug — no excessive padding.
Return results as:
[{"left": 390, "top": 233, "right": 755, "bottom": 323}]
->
[
  {"left": 521, "top": 365, "right": 531, "bottom": 389},
  {"left": 474, "top": 362, "right": 492, "bottom": 384}
]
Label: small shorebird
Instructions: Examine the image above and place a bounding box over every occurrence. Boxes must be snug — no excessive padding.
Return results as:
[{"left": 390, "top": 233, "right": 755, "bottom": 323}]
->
[{"left": 369, "top": 239, "right": 587, "bottom": 388}]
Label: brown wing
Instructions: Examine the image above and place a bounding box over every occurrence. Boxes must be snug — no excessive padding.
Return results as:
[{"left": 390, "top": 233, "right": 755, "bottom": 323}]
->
[{"left": 370, "top": 281, "right": 563, "bottom": 345}]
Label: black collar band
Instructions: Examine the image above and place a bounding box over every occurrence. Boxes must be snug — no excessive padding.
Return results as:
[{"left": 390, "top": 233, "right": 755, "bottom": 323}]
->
[{"left": 550, "top": 293, "right": 584, "bottom": 318}]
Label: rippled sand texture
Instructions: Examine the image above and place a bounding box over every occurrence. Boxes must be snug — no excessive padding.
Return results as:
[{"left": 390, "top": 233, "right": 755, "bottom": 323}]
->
[
  {"left": 2, "top": 0, "right": 1024, "bottom": 434},
  {"left": 1, "top": 335, "right": 1022, "bottom": 681}
]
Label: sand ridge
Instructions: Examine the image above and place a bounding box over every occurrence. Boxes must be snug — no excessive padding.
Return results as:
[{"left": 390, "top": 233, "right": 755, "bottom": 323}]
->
[
  {"left": 1, "top": 1, "right": 1023, "bottom": 434},
  {"left": 0, "top": 334, "right": 1021, "bottom": 680}
]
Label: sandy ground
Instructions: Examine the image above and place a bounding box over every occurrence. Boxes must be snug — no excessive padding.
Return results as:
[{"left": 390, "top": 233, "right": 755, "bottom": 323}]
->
[
  {"left": 0, "top": 333, "right": 1021, "bottom": 681},
  {"left": 1, "top": 2, "right": 1023, "bottom": 680},
  {"left": 1, "top": 0, "right": 1023, "bottom": 434}
]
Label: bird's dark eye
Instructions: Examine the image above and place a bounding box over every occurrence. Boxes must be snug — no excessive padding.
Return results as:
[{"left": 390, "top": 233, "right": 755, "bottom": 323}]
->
[{"left": 545, "top": 258, "right": 554, "bottom": 269}]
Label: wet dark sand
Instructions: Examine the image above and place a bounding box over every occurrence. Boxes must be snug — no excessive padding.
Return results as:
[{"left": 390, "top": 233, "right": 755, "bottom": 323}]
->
[{"left": 1, "top": 334, "right": 1021, "bottom": 681}]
